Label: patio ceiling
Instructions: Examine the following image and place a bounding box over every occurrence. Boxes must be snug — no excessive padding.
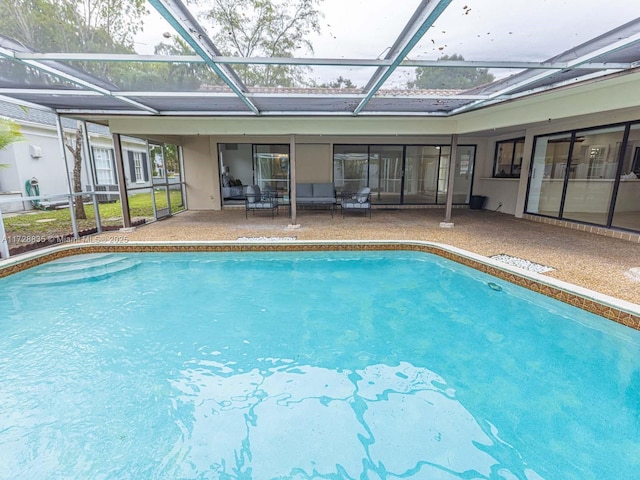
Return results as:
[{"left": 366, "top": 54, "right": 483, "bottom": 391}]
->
[{"left": 0, "top": 0, "right": 639, "bottom": 117}]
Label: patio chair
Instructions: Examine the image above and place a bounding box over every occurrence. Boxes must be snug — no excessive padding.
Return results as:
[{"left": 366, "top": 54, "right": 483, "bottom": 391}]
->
[
  {"left": 341, "top": 187, "right": 371, "bottom": 218},
  {"left": 245, "top": 185, "right": 279, "bottom": 218}
]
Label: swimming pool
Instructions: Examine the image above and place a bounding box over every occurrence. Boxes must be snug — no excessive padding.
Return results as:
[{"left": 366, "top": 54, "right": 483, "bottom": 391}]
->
[{"left": 1, "top": 250, "right": 639, "bottom": 479}]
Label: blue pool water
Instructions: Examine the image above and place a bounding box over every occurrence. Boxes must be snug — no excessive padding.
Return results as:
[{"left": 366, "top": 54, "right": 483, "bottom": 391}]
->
[{"left": 1, "top": 251, "right": 639, "bottom": 479}]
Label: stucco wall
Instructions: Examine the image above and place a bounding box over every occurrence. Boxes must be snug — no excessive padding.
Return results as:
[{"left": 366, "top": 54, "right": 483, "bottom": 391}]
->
[
  {"left": 8, "top": 126, "right": 71, "bottom": 199},
  {"left": 295, "top": 143, "right": 331, "bottom": 183},
  {"left": 185, "top": 135, "right": 490, "bottom": 207},
  {"left": 183, "top": 136, "right": 217, "bottom": 210}
]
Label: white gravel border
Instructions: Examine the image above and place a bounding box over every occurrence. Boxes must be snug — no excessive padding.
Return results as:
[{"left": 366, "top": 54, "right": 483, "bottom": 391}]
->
[{"left": 489, "top": 254, "right": 555, "bottom": 274}]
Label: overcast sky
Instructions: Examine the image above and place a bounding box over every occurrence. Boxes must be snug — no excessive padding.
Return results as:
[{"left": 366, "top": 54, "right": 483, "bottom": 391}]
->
[{"left": 135, "top": 0, "right": 640, "bottom": 87}]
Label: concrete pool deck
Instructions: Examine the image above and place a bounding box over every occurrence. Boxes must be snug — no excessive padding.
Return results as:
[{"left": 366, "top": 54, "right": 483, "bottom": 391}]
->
[{"left": 92, "top": 207, "right": 640, "bottom": 307}]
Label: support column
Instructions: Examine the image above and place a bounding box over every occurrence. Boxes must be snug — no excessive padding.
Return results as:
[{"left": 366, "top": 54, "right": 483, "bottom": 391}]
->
[
  {"left": 55, "top": 115, "right": 79, "bottom": 239},
  {"left": 289, "top": 134, "right": 298, "bottom": 226},
  {"left": 112, "top": 133, "right": 132, "bottom": 228},
  {"left": 440, "top": 133, "right": 458, "bottom": 228},
  {"left": 81, "top": 121, "right": 102, "bottom": 233},
  {"left": 0, "top": 208, "right": 10, "bottom": 259}
]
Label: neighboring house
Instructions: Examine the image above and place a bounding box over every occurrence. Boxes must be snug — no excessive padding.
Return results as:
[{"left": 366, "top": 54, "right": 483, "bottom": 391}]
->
[{"left": 0, "top": 101, "right": 150, "bottom": 213}]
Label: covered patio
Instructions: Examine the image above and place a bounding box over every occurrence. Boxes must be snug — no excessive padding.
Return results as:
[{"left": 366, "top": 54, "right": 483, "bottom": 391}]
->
[{"left": 1, "top": 0, "right": 640, "bottom": 248}]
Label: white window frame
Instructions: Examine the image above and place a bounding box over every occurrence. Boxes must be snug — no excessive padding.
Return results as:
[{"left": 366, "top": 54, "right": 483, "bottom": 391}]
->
[
  {"left": 133, "top": 151, "right": 145, "bottom": 183},
  {"left": 93, "top": 147, "right": 115, "bottom": 185}
]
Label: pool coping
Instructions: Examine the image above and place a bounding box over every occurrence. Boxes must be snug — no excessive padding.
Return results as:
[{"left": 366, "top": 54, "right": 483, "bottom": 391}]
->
[{"left": 1, "top": 240, "right": 639, "bottom": 330}]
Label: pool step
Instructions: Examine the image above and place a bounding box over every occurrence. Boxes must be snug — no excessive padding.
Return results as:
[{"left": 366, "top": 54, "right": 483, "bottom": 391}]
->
[
  {"left": 38, "top": 254, "right": 127, "bottom": 274},
  {"left": 25, "top": 256, "right": 139, "bottom": 286},
  {"left": 47, "top": 252, "right": 115, "bottom": 266}
]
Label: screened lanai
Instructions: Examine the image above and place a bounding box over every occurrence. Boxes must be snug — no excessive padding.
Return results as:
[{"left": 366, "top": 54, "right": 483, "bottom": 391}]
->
[
  {"left": 1, "top": 0, "right": 640, "bottom": 116},
  {"left": 1, "top": 0, "right": 640, "bottom": 258}
]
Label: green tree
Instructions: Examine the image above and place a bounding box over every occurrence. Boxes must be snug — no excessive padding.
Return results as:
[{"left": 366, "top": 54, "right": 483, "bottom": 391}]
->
[
  {"left": 0, "top": 0, "right": 77, "bottom": 52},
  {"left": 64, "top": 124, "right": 87, "bottom": 220},
  {"left": 408, "top": 54, "right": 495, "bottom": 90},
  {"left": 0, "top": 0, "right": 147, "bottom": 53},
  {"left": 0, "top": 0, "right": 147, "bottom": 84},
  {"left": 203, "top": 0, "right": 323, "bottom": 87},
  {"left": 0, "top": 117, "right": 24, "bottom": 170},
  {"left": 153, "top": 36, "right": 222, "bottom": 90},
  {"left": 320, "top": 76, "right": 355, "bottom": 89}
]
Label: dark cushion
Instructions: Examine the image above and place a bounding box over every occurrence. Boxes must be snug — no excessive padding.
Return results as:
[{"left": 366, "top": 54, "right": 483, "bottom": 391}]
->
[
  {"left": 296, "top": 183, "right": 313, "bottom": 197},
  {"left": 312, "top": 183, "right": 335, "bottom": 198},
  {"left": 246, "top": 185, "right": 259, "bottom": 203}
]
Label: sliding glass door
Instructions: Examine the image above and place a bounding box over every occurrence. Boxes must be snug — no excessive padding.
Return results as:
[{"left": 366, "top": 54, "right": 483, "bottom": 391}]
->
[
  {"left": 526, "top": 133, "right": 572, "bottom": 217},
  {"left": 369, "top": 146, "right": 403, "bottom": 204},
  {"left": 218, "top": 143, "right": 290, "bottom": 205},
  {"left": 611, "top": 124, "right": 640, "bottom": 232},
  {"left": 334, "top": 144, "right": 476, "bottom": 205},
  {"left": 562, "top": 126, "right": 624, "bottom": 225},
  {"left": 253, "top": 145, "right": 290, "bottom": 201},
  {"left": 333, "top": 145, "right": 368, "bottom": 195},
  {"left": 526, "top": 120, "right": 640, "bottom": 233},
  {"left": 404, "top": 146, "right": 440, "bottom": 203}
]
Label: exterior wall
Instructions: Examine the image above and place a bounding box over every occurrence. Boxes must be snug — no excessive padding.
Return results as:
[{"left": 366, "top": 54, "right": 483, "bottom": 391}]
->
[
  {"left": 295, "top": 143, "right": 331, "bottom": 183},
  {"left": 472, "top": 134, "right": 523, "bottom": 215},
  {"left": 5, "top": 124, "right": 71, "bottom": 199},
  {"left": 0, "top": 143, "right": 21, "bottom": 193},
  {"left": 0, "top": 122, "right": 152, "bottom": 213},
  {"left": 188, "top": 134, "right": 486, "bottom": 208},
  {"left": 183, "top": 136, "right": 217, "bottom": 210}
]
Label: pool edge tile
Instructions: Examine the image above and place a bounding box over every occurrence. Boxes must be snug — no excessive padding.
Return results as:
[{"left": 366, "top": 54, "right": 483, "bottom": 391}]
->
[{"left": 2, "top": 240, "right": 639, "bottom": 331}]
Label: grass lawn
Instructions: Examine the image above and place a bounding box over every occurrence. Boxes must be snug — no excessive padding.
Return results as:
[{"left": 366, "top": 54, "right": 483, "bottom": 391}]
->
[{"left": 3, "top": 190, "right": 184, "bottom": 245}]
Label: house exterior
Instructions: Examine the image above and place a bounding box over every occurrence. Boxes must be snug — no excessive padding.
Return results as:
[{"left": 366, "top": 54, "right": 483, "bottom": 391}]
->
[
  {"left": 0, "top": 101, "right": 151, "bottom": 213},
  {"left": 91, "top": 71, "right": 640, "bottom": 238},
  {"left": 0, "top": 1, "right": 638, "bottom": 239}
]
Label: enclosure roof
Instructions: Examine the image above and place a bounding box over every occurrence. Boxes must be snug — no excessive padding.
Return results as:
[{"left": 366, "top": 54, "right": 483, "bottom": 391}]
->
[{"left": 1, "top": 0, "right": 639, "bottom": 118}]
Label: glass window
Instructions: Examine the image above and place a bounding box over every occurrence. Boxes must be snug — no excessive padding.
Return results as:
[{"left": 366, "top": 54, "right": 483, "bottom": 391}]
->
[
  {"left": 150, "top": 144, "right": 166, "bottom": 183},
  {"left": 165, "top": 145, "right": 181, "bottom": 180},
  {"left": 437, "top": 147, "right": 451, "bottom": 204},
  {"left": 611, "top": 124, "right": 640, "bottom": 232},
  {"left": 133, "top": 152, "right": 144, "bottom": 183},
  {"left": 93, "top": 147, "right": 115, "bottom": 185},
  {"left": 369, "top": 146, "right": 403, "bottom": 205},
  {"left": 333, "top": 145, "right": 368, "bottom": 195},
  {"left": 562, "top": 126, "right": 625, "bottom": 225},
  {"left": 453, "top": 146, "right": 476, "bottom": 204},
  {"left": 526, "top": 133, "right": 572, "bottom": 217},
  {"left": 404, "top": 146, "right": 442, "bottom": 204},
  {"left": 253, "top": 145, "right": 289, "bottom": 199},
  {"left": 493, "top": 138, "right": 524, "bottom": 177},
  {"left": 335, "top": 144, "right": 475, "bottom": 205}
]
